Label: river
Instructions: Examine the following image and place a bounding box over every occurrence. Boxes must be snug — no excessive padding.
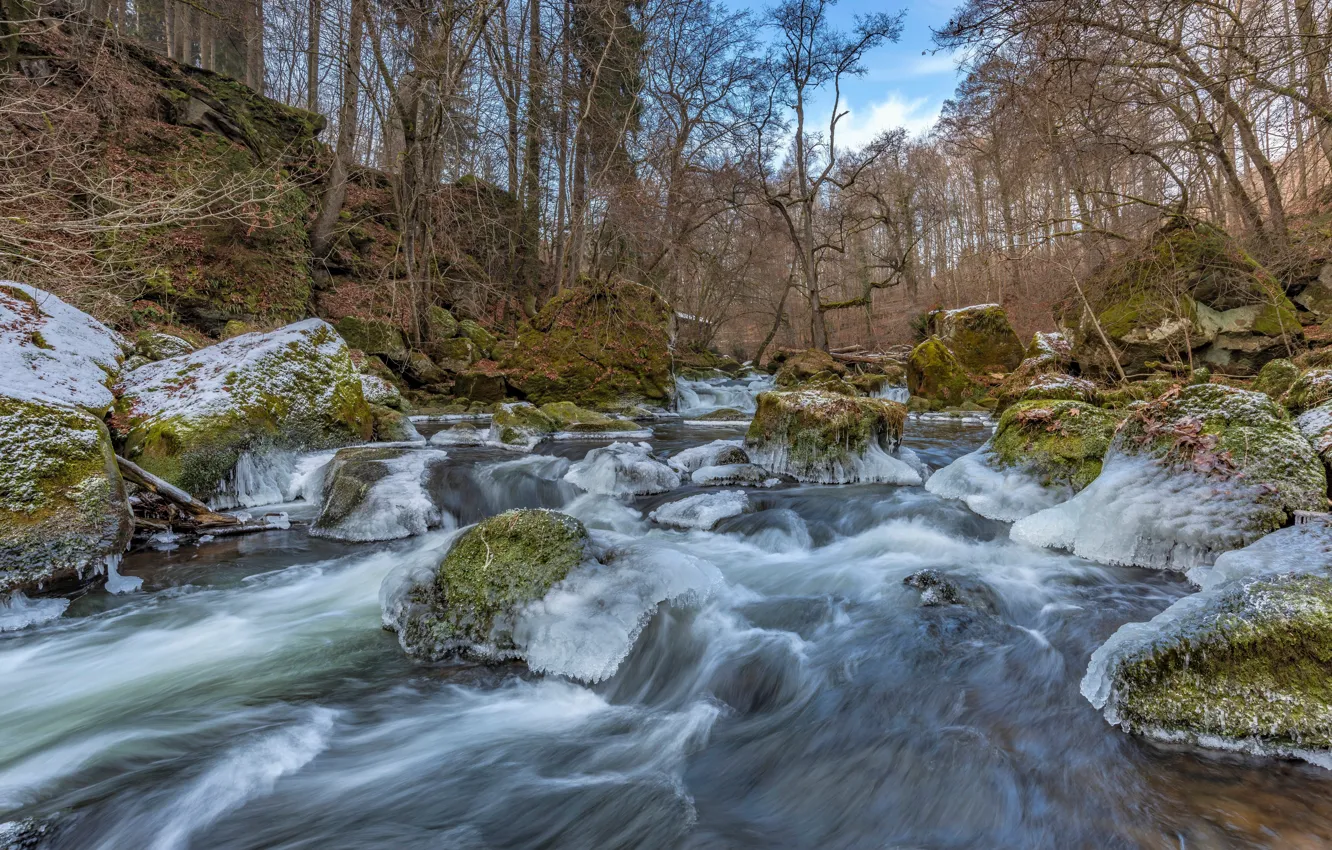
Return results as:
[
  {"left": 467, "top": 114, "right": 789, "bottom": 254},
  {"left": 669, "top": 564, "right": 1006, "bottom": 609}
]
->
[{"left": 3, "top": 404, "right": 1332, "bottom": 848}]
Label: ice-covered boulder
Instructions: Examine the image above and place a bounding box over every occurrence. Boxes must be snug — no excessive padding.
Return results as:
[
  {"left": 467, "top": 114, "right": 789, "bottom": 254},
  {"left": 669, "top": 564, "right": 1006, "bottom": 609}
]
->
[
  {"left": 1082, "top": 524, "right": 1332, "bottom": 762},
  {"left": 116, "top": 319, "right": 374, "bottom": 502},
  {"left": 564, "top": 442, "right": 681, "bottom": 496},
  {"left": 310, "top": 447, "right": 449, "bottom": 542},
  {"left": 927, "top": 304, "right": 1024, "bottom": 372},
  {"left": 0, "top": 282, "right": 127, "bottom": 415},
  {"left": 927, "top": 400, "right": 1121, "bottom": 521},
  {"left": 906, "top": 338, "right": 982, "bottom": 406},
  {"left": 666, "top": 439, "right": 748, "bottom": 473},
  {"left": 650, "top": 491, "right": 752, "bottom": 530},
  {"left": 745, "top": 390, "right": 920, "bottom": 484},
  {"left": 1012, "top": 384, "right": 1326, "bottom": 571},
  {"left": 0, "top": 397, "right": 132, "bottom": 595},
  {"left": 691, "top": 464, "right": 779, "bottom": 487},
  {"left": 384, "top": 509, "right": 591, "bottom": 661}
]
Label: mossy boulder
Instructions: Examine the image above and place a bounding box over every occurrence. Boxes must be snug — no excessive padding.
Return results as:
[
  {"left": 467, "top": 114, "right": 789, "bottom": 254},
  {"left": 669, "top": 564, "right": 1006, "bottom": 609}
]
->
[
  {"left": 0, "top": 398, "right": 133, "bottom": 594},
  {"left": 426, "top": 305, "right": 459, "bottom": 340},
  {"left": 489, "top": 402, "right": 558, "bottom": 450},
  {"left": 390, "top": 509, "right": 591, "bottom": 660},
  {"left": 1099, "top": 377, "right": 1178, "bottom": 410},
  {"left": 848, "top": 373, "right": 887, "bottom": 396},
  {"left": 116, "top": 319, "right": 374, "bottom": 502},
  {"left": 457, "top": 319, "right": 497, "bottom": 357},
  {"left": 432, "top": 337, "right": 481, "bottom": 372},
  {"left": 991, "top": 400, "right": 1122, "bottom": 492},
  {"left": 311, "top": 446, "right": 447, "bottom": 541},
  {"left": 334, "top": 315, "right": 409, "bottom": 363},
  {"left": 539, "top": 401, "right": 641, "bottom": 433},
  {"left": 693, "top": 407, "right": 749, "bottom": 421},
  {"left": 1026, "top": 331, "right": 1072, "bottom": 362},
  {"left": 370, "top": 404, "right": 419, "bottom": 442},
  {"left": 745, "top": 390, "right": 910, "bottom": 483},
  {"left": 1083, "top": 525, "right": 1332, "bottom": 756},
  {"left": 1285, "top": 369, "right": 1332, "bottom": 414},
  {"left": 798, "top": 370, "right": 858, "bottom": 396},
  {"left": 775, "top": 348, "right": 847, "bottom": 387},
  {"left": 1251, "top": 358, "right": 1300, "bottom": 401},
  {"left": 928, "top": 305, "right": 1024, "bottom": 372},
  {"left": 360, "top": 374, "right": 404, "bottom": 410},
  {"left": 907, "top": 338, "right": 983, "bottom": 405},
  {"left": 501, "top": 278, "right": 673, "bottom": 408},
  {"left": 134, "top": 331, "right": 195, "bottom": 362},
  {"left": 453, "top": 371, "right": 507, "bottom": 404},
  {"left": 878, "top": 362, "right": 907, "bottom": 385},
  {"left": 994, "top": 354, "right": 1095, "bottom": 413}
]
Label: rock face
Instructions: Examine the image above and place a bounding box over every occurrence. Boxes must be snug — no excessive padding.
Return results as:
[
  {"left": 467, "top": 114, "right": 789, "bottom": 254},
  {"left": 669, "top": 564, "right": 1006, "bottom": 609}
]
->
[
  {"left": 117, "top": 319, "right": 374, "bottom": 502},
  {"left": 0, "top": 399, "right": 133, "bottom": 594},
  {"left": 775, "top": 348, "right": 847, "bottom": 387},
  {"left": 1012, "top": 384, "right": 1327, "bottom": 571},
  {"left": 387, "top": 509, "right": 590, "bottom": 660},
  {"left": 746, "top": 390, "right": 919, "bottom": 484},
  {"left": 907, "top": 338, "right": 982, "bottom": 406},
  {"left": 927, "top": 305, "right": 1024, "bottom": 372},
  {"left": 502, "top": 278, "right": 673, "bottom": 408},
  {"left": 1083, "top": 524, "right": 1332, "bottom": 760},
  {"left": 311, "top": 447, "right": 448, "bottom": 542}
]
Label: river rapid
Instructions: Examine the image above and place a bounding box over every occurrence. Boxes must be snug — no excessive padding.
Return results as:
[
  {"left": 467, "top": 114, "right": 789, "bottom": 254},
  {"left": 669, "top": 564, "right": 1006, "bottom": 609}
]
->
[{"left": 4, "top": 408, "right": 1332, "bottom": 848}]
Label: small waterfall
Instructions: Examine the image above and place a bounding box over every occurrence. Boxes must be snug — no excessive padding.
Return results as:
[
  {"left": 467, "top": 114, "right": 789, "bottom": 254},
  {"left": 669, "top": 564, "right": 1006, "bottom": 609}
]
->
[
  {"left": 875, "top": 384, "right": 910, "bottom": 403},
  {"left": 674, "top": 374, "right": 775, "bottom": 417}
]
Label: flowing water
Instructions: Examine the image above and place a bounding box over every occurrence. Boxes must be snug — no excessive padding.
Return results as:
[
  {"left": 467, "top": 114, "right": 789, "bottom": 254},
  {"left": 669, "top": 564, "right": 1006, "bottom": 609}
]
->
[{"left": 4, "top": 418, "right": 1332, "bottom": 849}]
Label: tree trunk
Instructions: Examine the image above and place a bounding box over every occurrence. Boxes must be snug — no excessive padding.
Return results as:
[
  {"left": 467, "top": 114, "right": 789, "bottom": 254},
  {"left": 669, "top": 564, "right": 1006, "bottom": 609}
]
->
[
  {"left": 307, "top": 0, "right": 321, "bottom": 112},
  {"left": 517, "top": 0, "right": 544, "bottom": 308},
  {"left": 310, "top": 0, "right": 364, "bottom": 264}
]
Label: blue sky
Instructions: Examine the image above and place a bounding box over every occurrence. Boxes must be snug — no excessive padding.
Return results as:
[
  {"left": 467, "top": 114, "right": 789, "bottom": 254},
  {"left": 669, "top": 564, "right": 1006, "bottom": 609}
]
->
[{"left": 730, "top": 0, "right": 967, "bottom": 145}]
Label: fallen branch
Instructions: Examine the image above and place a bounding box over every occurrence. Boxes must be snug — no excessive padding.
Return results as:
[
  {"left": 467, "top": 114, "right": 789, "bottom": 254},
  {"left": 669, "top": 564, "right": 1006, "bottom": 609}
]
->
[{"left": 116, "top": 456, "right": 239, "bottom": 527}]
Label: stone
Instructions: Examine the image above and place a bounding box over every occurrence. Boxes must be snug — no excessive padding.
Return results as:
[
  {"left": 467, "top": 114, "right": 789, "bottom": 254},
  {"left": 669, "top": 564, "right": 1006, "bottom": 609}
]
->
[
  {"left": 334, "top": 315, "right": 408, "bottom": 362},
  {"left": 401, "top": 351, "right": 445, "bottom": 387},
  {"left": 1294, "top": 263, "right": 1332, "bottom": 319},
  {"left": 360, "top": 374, "right": 404, "bottom": 410},
  {"left": 538, "top": 401, "right": 641, "bottom": 433},
  {"left": 775, "top": 348, "right": 846, "bottom": 387},
  {"left": 370, "top": 404, "right": 420, "bottom": 442},
  {"left": 134, "top": 331, "right": 195, "bottom": 361},
  {"left": 907, "top": 338, "right": 982, "bottom": 406},
  {"left": 745, "top": 390, "right": 917, "bottom": 484},
  {"left": 928, "top": 304, "right": 1024, "bottom": 372},
  {"left": 1286, "top": 369, "right": 1332, "bottom": 414},
  {"left": 991, "top": 400, "right": 1122, "bottom": 492},
  {"left": 457, "top": 319, "right": 497, "bottom": 357},
  {"left": 310, "top": 446, "right": 448, "bottom": 542},
  {"left": 426, "top": 305, "right": 459, "bottom": 340},
  {"left": 488, "top": 402, "right": 558, "bottom": 451},
  {"left": 1250, "top": 358, "right": 1300, "bottom": 401},
  {"left": 453, "top": 371, "right": 507, "bottom": 404}
]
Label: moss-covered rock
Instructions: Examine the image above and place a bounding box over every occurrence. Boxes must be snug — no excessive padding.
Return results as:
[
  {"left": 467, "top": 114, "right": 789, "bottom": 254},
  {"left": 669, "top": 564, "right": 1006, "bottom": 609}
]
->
[
  {"left": 991, "top": 400, "right": 1122, "bottom": 492},
  {"left": 370, "top": 404, "right": 419, "bottom": 442},
  {"left": 1026, "top": 331, "right": 1072, "bottom": 362},
  {"left": 426, "top": 305, "right": 459, "bottom": 340},
  {"left": 693, "top": 407, "right": 749, "bottom": 421},
  {"left": 877, "top": 362, "right": 907, "bottom": 385},
  {"left": 1251, "top": 358, "right": 1300, "bottom": 401},
  {"left": 0, "top": 397, "right": 132, "bottom": 594},
  {"left": 994, "top": 358, "right": 1097, "bottom": 414},
  {"left": 488, "top": 402, "right": 558, "bottom": 450},
  {"left": 928, "top": 305, "right": 1024, "bottom": 372},
  {"left": 1100, "top": 377, "right": 1178, "bottom": 410},
  {"left": 452, "top": 371, "right": 507, "bottom": 404},
  {"left": 360, "top": 374, "right": 404, "bottom": 410},
  {"left": 745, "top": 390, "right": 913, "bottom": 484},
  {"left": 390, "top": 509, "right": 591, "bottom": 660},
  {"left": 539, "top": 401, "right": 641, "bottom": 433},
  {"left": 432, "top": 337, "right": 481, "bottom": 372},
  {"left": 311, "top": 446, "right": 446, "bottom": 541},
  {"left": 1286, "top": 369, "right": 1332, "bottom": 414},
  {"left": 775, "top": 348, "right": 847, "bottom": 387},
  {"left": 334, "top": 316, "right": 408, "bottom": 363},
  {"left": 501, "top": 278, "right": 673, "bottom": 408},
  {"left": 457, "top": 319, "right": 497, "bottom": 357},
  {"left": 1083, "top": 525, "right": 1332, "bottom": 757},
  {"left": 116, "top": 319, "right": 373, "bottom": 502},
  {"left": 134, "top": 331, "right": 195, "bottom": 361},
  {"left": 907, "top": 338, "right": 983, "bottom": 405}
]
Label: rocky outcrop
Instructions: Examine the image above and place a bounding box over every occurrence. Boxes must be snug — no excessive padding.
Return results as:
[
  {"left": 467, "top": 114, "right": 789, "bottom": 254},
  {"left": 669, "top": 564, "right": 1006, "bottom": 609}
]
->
[
  {"left": 1012, "top": 384, "right": 1327, "bottom": 571},
  {"left": 1083, "top": 524, "right": 1332, "bottom": 761},
  {"left": 745, "top": 390, "right": 919, "bottom": 484},
  {"left": 774, "top": 348, "right": 847, "bottom": 387},
  {"left": 386, "top": 509, "right": 591, "bottom": 660},
  {"left": 116, "top": 319, "right": 374, "bottom": 502},
  {"left": 502, "top": 278, "right": 673, "bottom": 408},
  {"left": 907, "top": 338, "right": 983, "bottom": 406},
  {"left": 927, "top": 305, "right": 1024, "bottom": 372}
]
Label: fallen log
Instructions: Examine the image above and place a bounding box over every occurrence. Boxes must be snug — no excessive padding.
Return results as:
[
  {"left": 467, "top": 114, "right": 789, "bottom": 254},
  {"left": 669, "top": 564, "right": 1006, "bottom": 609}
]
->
[{"left": 116, "top": 456, "right": 240, "bottom": 527}]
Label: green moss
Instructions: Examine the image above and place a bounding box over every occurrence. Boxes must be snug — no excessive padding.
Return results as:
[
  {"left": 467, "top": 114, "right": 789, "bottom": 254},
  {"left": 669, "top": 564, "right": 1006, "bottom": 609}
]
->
[
  {"left": 457, "top": 319, "right": 497, "bottom": 356},
  {"left": 775, "top": 349, "right": 845, "bottom": 387},
  {"left": 335, "top": 316, "right": 408, "bottom": 361},
  {"left": 694, "top": 407, "right": 748, "bottom": 421},
  {"left": 427, "top": 306, "right": 459, "bottom": 340},
  {"left": 1251, "top": 358, "right": 1300, "bottom": 400},
  {"left": 746, "top": 390, "right": 907, "bottom": 481},
  {"left": 431, "top": 337, "right": 480, "bottom": 370},
  {"left": 991, "top": 400, "right": 1122, "bottom": 491},
  {"left": 538, "top": 401, "right": 640, "bottom": 432},
  {"left": 1285, "top": 369, "right": 1332, "bottom": 414},
  {"left": 929, "top": 305, "right": 1024, "bottom": 372},
  {"left": 907, "top": 338, "right": 983, "bottom": 405}
]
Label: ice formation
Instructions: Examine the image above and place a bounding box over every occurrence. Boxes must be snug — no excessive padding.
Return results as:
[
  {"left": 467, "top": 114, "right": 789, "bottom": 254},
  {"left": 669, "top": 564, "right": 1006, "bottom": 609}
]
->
[
  {"left": 564, "top": 442, "right": 681, "bottom": 496},
  {"left": 513, "top": 541, "right": 724, "bottom": 682},
  {"left": 748, "top": 441, "right": 928, "bottom": 486},
  {"left": 0, "top": 281, "right": 126, "bottom": 413},
  {"left": 209, "top": 448, "right": 340, "bottom": 510},
  {"left": 1011, "top": 451, "right": 1264, "bottom": 571},
  {"left": 0, "top": 592, "right": 69, "bottom": 632},
  {"left": 925, "top": 446, "right": 1065, "bottom": 522},
  {"left": 649, "top": 491, "right": 753, "bottom": 530},
  {"left": 311, "top": 449, "right": 453, "bottom": 542},
  {"left": 428, "top": 425, "right": 487, "bottom": 447},
  {"left": 102, "top": 555, "right": 142, "bottom": 595},
  {"left": 691, "top": 464, "right": 780, "bottom": 487},
  {"left": 666, "top": 439, "right": 747, "bottom": 473}
]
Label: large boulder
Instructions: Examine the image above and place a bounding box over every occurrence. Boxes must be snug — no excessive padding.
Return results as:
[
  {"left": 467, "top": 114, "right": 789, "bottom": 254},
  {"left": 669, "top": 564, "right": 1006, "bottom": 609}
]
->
[
  {"left": 1083, "top": 524, "right": 1332, "bottom": 760},
  {"left": 745, "top": 390, "right": 920, "bottom": 484},
  {"left": 1012, "top": 384, "right": 1326, "bottom": 571},
  {"left": 1285, "top": 369, "right": 1332, "bottom": 414},
  {"left": 457, "top": 319, "right": 497, "bottom": 357},
  {"left": 489, "top": 402, "right": 558, "bottom": 451},
  {"left": 1251, "top": 358, "right": 1300, "bottom": 401},
  {"left": 774, "top": 348, "right": 847, "bottom": 387},
  {"left": 502, "top": 278, "right": 673, "bottom": 408},
  {"left": 928, "top": 305, "right": 1024, "bottom": 372},
  {"left": 386, "top": 509, "right": 591, "bottom": 660},
  {"left": 0, "top": 398, "right": 132, "bottom": 594},
  {"left": 907, "top": 338, "right": 983, "bottom": 405},
  {"left": 564, "top": 442, "right": 681, "bottom": 496},
  {"left": 334, "top": 315, "right": 409, "bottom": 363},
  {"left": 311, "top": 446, "right": 449, "bottom": 542},
  {"left": 116, "top": 319, "right": 374, "bottom": 503},
  {"left": 927, "top": 400, "right": 1121, "bottom": 522}
]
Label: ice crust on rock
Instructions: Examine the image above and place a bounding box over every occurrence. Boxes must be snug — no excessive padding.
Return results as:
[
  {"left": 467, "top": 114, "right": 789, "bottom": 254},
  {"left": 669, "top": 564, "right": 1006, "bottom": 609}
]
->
[
  {"left": 1011, "top": 452, "right": 1263, "bottom": 571},
  {"left": 666, "top": 439, "right": 747, "bottom": 473},
  {"left": 750, "top": 440, "right": 927, "bottom": 486},
  {"left": 0, "top": 592, "right": 70, "bottom": 632},
  {"left": 925, "top": 446, "right": 1065, "bottom": 522},
  {"left": 691, "top": 464, "right": 780, "bottom": 487},
  {"left": 649, "top": 491, "right": 752, "bottom": 530},
  {"left": 564, "top": 442, "right": 681, "bottom": 496},
  {"left": 0, "top": 281, "right": 127, "bottom": 414},
  {"left": 210, "top": 448, "right": 341, "bottom": 509},
  {"left": 311, "top": 449, "right": 452, "bottom": 542},
  {"left": 513, "top": 540, "right": 724, "bottom": 682}
]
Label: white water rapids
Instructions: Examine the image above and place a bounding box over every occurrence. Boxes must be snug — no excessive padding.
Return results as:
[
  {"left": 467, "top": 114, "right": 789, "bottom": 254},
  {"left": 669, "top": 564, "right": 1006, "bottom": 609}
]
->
[{"left": 2, "top": 420, "right": 1331, "bottom": 848}]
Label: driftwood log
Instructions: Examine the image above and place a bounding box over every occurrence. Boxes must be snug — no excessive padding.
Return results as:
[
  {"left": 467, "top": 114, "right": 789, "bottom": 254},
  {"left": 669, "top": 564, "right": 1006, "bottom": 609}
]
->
[{"left": 116, "top": 456, "right": 240, "bottom": 528}]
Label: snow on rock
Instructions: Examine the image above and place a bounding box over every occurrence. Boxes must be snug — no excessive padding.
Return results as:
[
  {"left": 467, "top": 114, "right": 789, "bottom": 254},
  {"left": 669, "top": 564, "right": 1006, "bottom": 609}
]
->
[
  {"left": 117, "top": 319, "right": 373, "bottom": 502},
  {"left": 1081, "top": 523, "right": 1332, "bottom": 765},
  {"left": 650, "top": 491, "right": 752, "bottom": 530},
  {"left": 925, "top": 447, "right": 1064, "bottom": 522},
  {"left": 564, "top": 442, "right": 681, "bottom": 496},
  {"left": 514, "top": 540, "right": 724, "bottom": 682},
  {"left": 0, "top": 281, "right": 127, "bottom": 414},
  {"left": 360, "top": 374, "right": 403, "bottom": 409},
  {"left": 311, "top": 447, "right": 452, "bottom": 542},
  {"left": 666, "top": 439, "right": 748, "bottom": 473},
  {"left": 428, "top": 424, "right": 487, "bottom": 447}
]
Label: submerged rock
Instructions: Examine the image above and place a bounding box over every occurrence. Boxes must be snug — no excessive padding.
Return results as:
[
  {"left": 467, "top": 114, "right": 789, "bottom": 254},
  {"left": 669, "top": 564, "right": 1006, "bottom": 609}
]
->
[
  {"left": 387, "top": 509, "right": 591, "bottom": 660},
  {"left": 1012, "top": 384, "right": 1326, "bottom": 571},
  {"left": 903, "top": 569, "right": 962, "bottom": 606},
  {"left": 650, "top": 491, "right": 752, "bottom": 530},
  {"left": 311, "top": 447, "right": 449, "bottom": 542},
  {"left": 745, "top": 390, "right": 920, "bottom": 484},
  {"left": 907, "top": 338, "right": 982, "bottom": 406},
  {"left": 927, "top": 304, "right": 1024, "bottom": 372},
  {"left": 0, "top": 397, "right": 132, "bottom": 594},
  {"left": 116, "top": 319, "right": 374, "bottom": 503},
  {"left": 564, "top": 442, "right": 681, "bottom": 496},
  {"left": 1083, "top": 524, "right": 1332, "bottom": 762}
]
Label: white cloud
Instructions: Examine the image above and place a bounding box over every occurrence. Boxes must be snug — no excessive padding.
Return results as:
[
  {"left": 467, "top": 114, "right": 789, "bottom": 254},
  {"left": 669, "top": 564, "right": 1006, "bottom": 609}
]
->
[{"left": 833, "top": 93, "right": 942, "bottom": 150}]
